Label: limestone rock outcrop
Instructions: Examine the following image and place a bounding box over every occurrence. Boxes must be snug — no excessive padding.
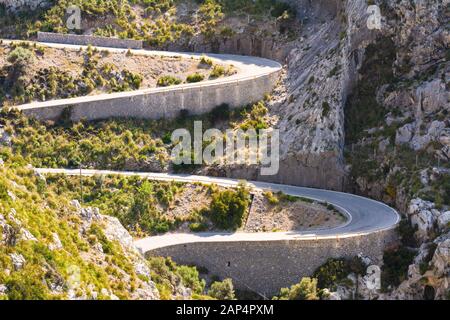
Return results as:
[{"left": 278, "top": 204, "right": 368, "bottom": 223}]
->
[
  {"left": 408, "top": 198, "right": 449, "bottom": 240},
  {"left": 0, "top": 0, "right": 50, "bottom": 12},
  {"left": 379, "top": 232, "right": 450, "bottom": 300}
]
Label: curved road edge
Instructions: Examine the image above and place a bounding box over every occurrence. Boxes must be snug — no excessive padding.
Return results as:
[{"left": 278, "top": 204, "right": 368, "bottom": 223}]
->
[
  {"left": 34, "top": 168, "right": 401, "bottom": 252},
  {"left": 0, "top": 39, "right": 282, "bottom": 111}
]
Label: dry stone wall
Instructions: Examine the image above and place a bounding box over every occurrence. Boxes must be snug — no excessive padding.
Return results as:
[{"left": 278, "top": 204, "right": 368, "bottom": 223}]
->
[
  {"left": 146, "top": 229, "right": 397, "bottom": 295},
  {"left": 37, "top": 32, "right": 143, "bottom": 49},
  {"left": 20, "top": 72, "right": 279, "bottom": 121}
]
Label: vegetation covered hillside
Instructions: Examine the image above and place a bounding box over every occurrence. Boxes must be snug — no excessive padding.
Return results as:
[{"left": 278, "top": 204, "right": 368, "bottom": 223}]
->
[
  {"left": 0, "top": 0, "right": 297, "bottom": 51},
  {"left": 0, "top": 41, "right": 234, "bottom": 107},
  {"left": 45, "top": 173, "right": 251, "bottom": 235},
  {"left": 0, "top": 149, "right": 235, "bottom": 300},
  {"left": 0, "top": 101, "right": 270, "bottom": 173}
]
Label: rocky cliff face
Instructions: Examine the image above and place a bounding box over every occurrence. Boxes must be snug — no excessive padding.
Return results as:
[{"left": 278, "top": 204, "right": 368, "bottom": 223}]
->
[
  {"left": 0, "top": 0, "right": 49, "bottom": 12},
  {"left": 259, "top": 0, "right": 371, "bottom": 189},
  {"left": 342, "top": 0, "right": 449, "bottom": 300},
  {"left": 223, "top": 0, "right": 448, "bottom": 195},
  {"left": 377, "top": 232, "right": 449, "bottom": 300},
  {"left": 214, "top": 0, "right": 382, "bottom": 190},
  {"left": 255, "top": 0, "right": 448, "bottom": 299}
]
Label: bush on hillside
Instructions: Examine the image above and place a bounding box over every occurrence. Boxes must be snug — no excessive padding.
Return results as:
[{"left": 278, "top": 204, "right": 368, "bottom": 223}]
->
[
  {"left": 313, "top": 257, "right": 366, "bottom": 290},
  {"left": 186, "top": 73, "right": 205, "bottom": 83},
  {"left": 209, "top": 185, "right": 250, "bottom": 230},
  {"left": 208, "top": 278, "right": 235, "bottom": 300},
  {"left": 381, "top": 247, "right": 416, "bottom": 291},
  {"left": 157, "top": 75, "right": 182, "bottom": 87}
]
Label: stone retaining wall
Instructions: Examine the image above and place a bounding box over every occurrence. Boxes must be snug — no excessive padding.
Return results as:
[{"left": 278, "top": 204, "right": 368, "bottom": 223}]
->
[
  {"left": 146, "top": 229, "right": 397, "bottom": 296},
  {"left": 20, "top": 72, "right": 279, "bottom": 122},
  {"left": 37, "top": 32, "right": 143, "bottom": 49}
]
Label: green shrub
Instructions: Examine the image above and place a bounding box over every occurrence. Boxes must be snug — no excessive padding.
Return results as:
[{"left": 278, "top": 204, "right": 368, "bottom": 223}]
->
[
  {"left": 220, "top": 26, "right": 234, "bottom": 37},
  {"left": 176, "top": 265, "right": 206, "bottom": 295},
  {"left": 209, "top": 65, "right": 225, "bottom": 78},
  {"left": 263, "top": 191, "right": 279, "bottom": 205},
  {"left": 200, "top": 56, "right": 213, "bottom": 67},
  {"left": 186, "top": 73, "right": 205, "bottom": 83},
  {"left": 209, "top": 185, "right": 250, "bottom": 230},
  {"left": 209, "top": 103, "right": 230, "bottom": 122},
  {"left": 313, "top": 257, "right": 366, "bottom": 290},
  {"left": 381, "top": 247, "right": 416, "bottom": 291},
  {"left": 148, "top": 257, "right": 207, "bottom": 299},
  {"left": 7, "top": 46, "right": 33, "bottom": 67},
  {"left": 397, "top": 219, "right": 418, "bottom": 247},
  {"left": 277, "top": 193, "right": 298, "bottom": 202},
  {"left": 4, "top": 46, "right": 34, "bottom": 99},
  {"left": 123, "top": 70, "right": 143, "bottom": 89},
  {"left": 275, "top": 277, "right": 318, "bottom": 300},
  {"left": 189, "top": 222, "right": 208, "bottom": 232},
  {"left": 0, "top": 178, "right": 8, "bottom": 200},
  {"left": 5, "top": 266, "right": 50, "bottom": 300},
  {"left": 322, "top": 101, "right": 330, "bottom": 118},
  {"left": 208, "top": 278, "right": 235, "bottom": 300},
  {"left": 239, "top": 101, "right": 269, "bottom": 131},
  {"left": 157, "top": 75, "right": 182, "bottom": 87}
]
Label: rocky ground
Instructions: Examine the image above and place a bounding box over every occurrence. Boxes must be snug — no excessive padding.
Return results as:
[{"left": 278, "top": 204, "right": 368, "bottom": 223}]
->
[
  {"left": 245, "top": 191, "right": 346, "bottom": 232},
  {"left": 323, "top": 226, "right": 449, "bottom": 301}
]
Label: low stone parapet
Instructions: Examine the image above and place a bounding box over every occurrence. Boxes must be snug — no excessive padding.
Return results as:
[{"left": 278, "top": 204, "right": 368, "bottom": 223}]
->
[
  {"left": 37, "top": 32, "right": 143, "bottom": 49},
  {"left": 146, "top": 228, "right": 397, "bottom": 296}
]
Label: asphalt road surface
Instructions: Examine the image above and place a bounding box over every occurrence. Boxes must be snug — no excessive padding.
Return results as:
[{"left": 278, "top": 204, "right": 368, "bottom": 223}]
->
[{"left": 35, "top": 168, "right": 400, "bottom": 252}]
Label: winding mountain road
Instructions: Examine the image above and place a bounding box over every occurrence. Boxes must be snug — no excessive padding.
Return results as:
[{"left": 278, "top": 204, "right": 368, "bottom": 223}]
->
[
  {"left": 35, "top": 168, "right": 400, "bottom": 253},
  {"left": 2, "top": 39, "right": 282, "bottom": 113},
  {"left": 16, "top": 38, "right": 399, "bottom": 254}
]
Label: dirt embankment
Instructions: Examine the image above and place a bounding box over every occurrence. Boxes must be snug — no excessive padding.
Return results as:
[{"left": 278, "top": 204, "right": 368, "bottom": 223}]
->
[{"left": 244, "top": 191, "right": 347, "bottom": 232}]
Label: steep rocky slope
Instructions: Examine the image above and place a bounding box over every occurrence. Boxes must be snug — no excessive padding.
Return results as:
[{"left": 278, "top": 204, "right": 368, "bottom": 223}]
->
[
  {"left": 1, "top": 0, "right": 448, "bottom": 300},
  {"left": 0, "top": 156, "right": 158, "bottom": 299},
  {"left": 0, "top": 151, "right": 219, "bottom": 300},
  {"left": 0, "top": 0, "right": 49, "bottom": 12},
  {"left": 249, "top": 0, "right": 373, "bottom": 189},
  {"left": 343, "top": 0, "right": 449, "bottom": 300}
]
